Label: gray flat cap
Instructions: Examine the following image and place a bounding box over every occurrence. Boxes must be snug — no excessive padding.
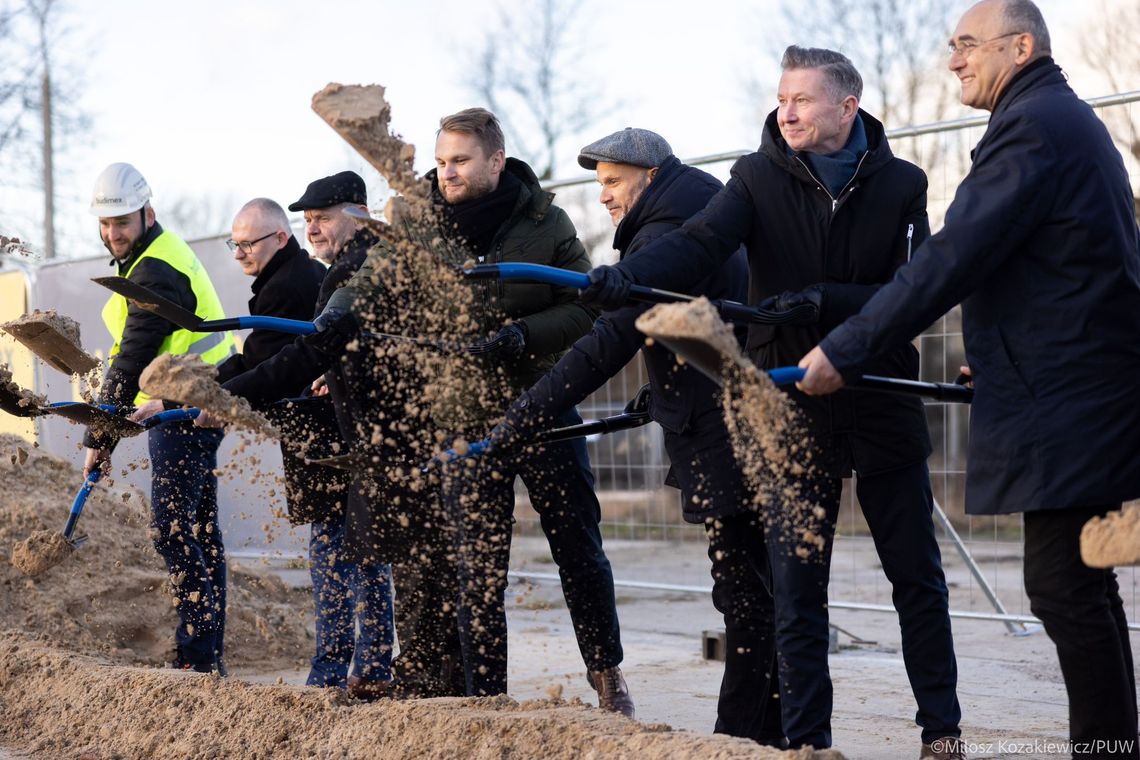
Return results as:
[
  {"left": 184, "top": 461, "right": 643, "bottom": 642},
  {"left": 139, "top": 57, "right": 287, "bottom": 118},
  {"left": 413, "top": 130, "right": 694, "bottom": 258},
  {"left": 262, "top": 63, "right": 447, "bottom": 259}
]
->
[{"left": 578, "top": 128, "right": 672, "bottom": 170}]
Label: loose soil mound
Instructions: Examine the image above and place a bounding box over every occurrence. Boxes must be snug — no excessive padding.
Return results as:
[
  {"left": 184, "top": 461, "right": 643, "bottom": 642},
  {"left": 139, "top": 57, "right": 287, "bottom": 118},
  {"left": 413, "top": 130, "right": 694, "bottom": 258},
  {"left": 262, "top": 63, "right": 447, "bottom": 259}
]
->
[
  {"left": 0, "top": 434, "right": 311, "bottom": 672},
  {"left": 0, "top": 631, "right": 842, "bottom": 760}
]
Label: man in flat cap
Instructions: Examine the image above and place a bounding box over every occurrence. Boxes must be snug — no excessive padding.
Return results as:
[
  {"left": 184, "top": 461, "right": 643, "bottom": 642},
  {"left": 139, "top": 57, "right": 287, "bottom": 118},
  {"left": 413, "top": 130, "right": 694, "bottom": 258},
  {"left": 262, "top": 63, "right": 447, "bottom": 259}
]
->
[
  {"left": 199, "top": 171, "right": 397, "bottom": 695},
  {"left": 580, "top": 48, "right": 963, "bottom": 756},
  {"left": 491, "top": 128, "right": 783, "bottom": 744}
]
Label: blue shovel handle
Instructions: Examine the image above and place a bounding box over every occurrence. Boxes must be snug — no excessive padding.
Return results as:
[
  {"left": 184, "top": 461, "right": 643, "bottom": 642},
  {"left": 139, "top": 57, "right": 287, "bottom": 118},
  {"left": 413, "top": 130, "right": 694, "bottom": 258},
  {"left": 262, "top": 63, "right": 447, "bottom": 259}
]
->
[
  {"left": 62, "top": 469, "right": 101, "bottom": 541},
  {"left": 767, "top": 366, "right": 806, "bottom": 386},
  {"left": 143, "top": 408, "right": 201, "bottom": 428}
]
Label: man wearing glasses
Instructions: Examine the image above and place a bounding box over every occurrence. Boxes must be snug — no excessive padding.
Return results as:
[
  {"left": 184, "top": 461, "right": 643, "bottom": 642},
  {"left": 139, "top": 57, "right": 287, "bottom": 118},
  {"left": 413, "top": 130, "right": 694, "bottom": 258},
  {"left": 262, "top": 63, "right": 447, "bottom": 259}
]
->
[
  {"left": 579, "top": 48, "right": 962, "bottom": 756},
  {"left": 215, "top": 197, "right": 325, "bottom": 385},
  {"left": 797, "top": 0, "right": 1140, "bottom": 755},
  {"left": 200, "top": 173, "right": 399, "bottom": 695}
]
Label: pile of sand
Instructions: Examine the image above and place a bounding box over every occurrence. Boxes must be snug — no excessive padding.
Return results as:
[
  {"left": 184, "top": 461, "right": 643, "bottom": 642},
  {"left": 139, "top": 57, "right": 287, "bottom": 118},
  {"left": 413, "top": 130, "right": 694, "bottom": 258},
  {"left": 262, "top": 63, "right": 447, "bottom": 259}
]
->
[
  {"left": 0, "top": 631, "right": 840, "bottom": 760},
  {"left": 1080, "top": 503, "right": 1140, "bottom": 568},
  {"left": 0, "top": 434, "right": 311, "bottom": 672},
  {"left": 139, "top": 354, "right": 278, "bottom": 438}
]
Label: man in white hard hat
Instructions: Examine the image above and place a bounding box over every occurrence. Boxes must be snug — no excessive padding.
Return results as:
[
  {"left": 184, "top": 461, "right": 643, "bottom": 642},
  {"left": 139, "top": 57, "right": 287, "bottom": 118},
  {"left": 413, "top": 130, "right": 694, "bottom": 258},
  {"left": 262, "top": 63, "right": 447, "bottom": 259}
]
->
[{"left": 83, "top": 162, "right": 237, "bottom": 674}]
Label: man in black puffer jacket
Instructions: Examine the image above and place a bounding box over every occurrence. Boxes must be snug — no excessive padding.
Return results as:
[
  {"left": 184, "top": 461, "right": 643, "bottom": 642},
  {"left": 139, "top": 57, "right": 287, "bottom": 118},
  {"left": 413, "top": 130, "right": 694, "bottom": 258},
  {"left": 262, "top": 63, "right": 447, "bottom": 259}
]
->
[
  {"left": 495, "top": 128, "right": 783, "bottom": 745},
  {"left": 581, "top": 48, "right": 962, "bottom": 755}
]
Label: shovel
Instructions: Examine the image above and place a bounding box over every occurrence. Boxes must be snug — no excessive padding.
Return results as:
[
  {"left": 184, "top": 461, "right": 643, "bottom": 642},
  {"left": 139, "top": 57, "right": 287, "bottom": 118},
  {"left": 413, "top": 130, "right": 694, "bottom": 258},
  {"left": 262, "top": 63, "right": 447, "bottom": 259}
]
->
[
  {"left": 91, "top": 277, "right": 492, "bottom": 354},
  {"left": 461, "top": 262, "right": 818, "bottom": 326},
  {"left": 637, "top": 325, "right": 973, "bottom": 403},
  {"left": 424, "top": 385, "right": 654, "bottom": 470},
  {"left": 2, "top": 313, "right": 100, "bottom": 376}
]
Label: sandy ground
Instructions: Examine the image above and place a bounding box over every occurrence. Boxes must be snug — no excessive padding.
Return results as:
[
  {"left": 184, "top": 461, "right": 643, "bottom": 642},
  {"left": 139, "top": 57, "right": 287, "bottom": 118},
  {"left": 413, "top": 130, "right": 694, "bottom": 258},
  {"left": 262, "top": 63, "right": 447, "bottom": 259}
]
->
[
  {"left": 2, "top": 434, "right": 1135, "bottom": 759},
  {"left": 211, "top": 535, "right": 1128, "bottom": 760}
]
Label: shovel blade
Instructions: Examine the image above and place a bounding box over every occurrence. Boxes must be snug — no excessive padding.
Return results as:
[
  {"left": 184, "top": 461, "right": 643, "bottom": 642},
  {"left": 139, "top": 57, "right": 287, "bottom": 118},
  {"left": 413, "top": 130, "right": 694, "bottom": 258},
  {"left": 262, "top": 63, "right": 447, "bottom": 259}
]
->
[
  {"left": 91, "top": 277, "right": 204, "bottom": 332},
  {"left": 48, "top": 402, "right": 146, "bottom": 437},
  {"left": 2, "top": 318, "right": 99, "bottom": 375},
  {"left": 0, "top": 383, "right": 48, "bottom": 417}
]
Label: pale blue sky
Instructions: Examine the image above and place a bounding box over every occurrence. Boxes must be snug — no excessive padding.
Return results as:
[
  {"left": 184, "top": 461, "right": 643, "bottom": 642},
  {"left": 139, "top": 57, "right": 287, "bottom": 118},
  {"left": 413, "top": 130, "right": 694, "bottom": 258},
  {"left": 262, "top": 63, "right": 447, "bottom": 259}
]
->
[{"left": 1, "top": 0, "right": 1115, "bottom": 255}]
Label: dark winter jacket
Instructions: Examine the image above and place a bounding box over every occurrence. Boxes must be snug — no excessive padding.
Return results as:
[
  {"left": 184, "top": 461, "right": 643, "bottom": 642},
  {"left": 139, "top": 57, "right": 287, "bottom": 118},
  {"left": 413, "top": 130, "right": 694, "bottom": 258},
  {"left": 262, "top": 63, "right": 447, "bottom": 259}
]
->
[
  {"left": 509, "top": 156, "right": 751, "bottom": 521},
  {"left": 214, "top": 235, "right": 325, "bottom": 385},
  {"left": 83, "top": 222, "right": 194, "bottom": 449},
  {"left": 822, "top": 59, "right": 1140, "bottom": 514},
  {"left": 427, "top": 157, "right": 598, "bottom": 392},
  {"left": 222, "top": 227, "right": 377, "bottom": 525},
  {"left": 614, "top": 110, "right": 933, "bottom": 478},
  {"left": 222, "top": 228, "right": 376, "bottom": 406}
]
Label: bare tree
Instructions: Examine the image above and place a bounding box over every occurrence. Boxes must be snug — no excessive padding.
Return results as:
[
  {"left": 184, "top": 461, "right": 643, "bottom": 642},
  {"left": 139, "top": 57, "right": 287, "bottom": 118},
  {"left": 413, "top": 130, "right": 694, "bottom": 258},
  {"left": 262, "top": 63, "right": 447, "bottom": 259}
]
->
[
  {"left": 756, "top": 0, "right": 956, "bottom": 127},
  {"left": 0, "top": 0, "right": 89, "bottom": 258},
  {"left": 162, "top": 193, "right": 241, "bottom": 242},
  {"left": 463, "top": 0, "right": 608, "bottom": 181},
  {"left": 1079, "top": 0, "right": 1140, "bottom": 220}
]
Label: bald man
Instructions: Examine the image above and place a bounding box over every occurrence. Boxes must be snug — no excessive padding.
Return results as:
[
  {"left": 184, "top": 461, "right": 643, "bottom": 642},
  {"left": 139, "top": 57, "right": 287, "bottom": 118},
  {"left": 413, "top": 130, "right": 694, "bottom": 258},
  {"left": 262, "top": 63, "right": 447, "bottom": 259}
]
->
[{"left": 796, "top": 2, "right": 1140, "bottom": 755}]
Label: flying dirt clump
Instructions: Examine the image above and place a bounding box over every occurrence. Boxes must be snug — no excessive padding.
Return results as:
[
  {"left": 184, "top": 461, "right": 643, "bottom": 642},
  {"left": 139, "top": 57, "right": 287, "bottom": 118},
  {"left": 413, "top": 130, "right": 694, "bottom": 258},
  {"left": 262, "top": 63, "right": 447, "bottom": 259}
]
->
[
  {"left": 636, "top": 298, "right": 825, "bottom": 558},
  {"left": 1080, "top": 502, "right": 1140, "bottom": 569},
  {"left": 139, "top": 353, "right": 278, "bottom": 438},
  {"left": 10, "top": 528, "right": 73, "bottom": 576},
  {"left": 2, "top": 308, "right": 100, "bottom": 376}
]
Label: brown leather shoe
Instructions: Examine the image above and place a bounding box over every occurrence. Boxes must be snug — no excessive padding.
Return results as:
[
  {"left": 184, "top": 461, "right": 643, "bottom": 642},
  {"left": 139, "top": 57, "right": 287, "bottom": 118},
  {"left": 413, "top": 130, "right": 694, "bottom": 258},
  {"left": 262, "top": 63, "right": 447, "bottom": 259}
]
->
[
  {"left": 347, "top": 674, "right": 393, "bottom": 701},
  {"left": 586, "top": 666, "right": 636, "bottom": 719},
  {"left": 921, "top": 737, "right": 966, "bottom": 760}
]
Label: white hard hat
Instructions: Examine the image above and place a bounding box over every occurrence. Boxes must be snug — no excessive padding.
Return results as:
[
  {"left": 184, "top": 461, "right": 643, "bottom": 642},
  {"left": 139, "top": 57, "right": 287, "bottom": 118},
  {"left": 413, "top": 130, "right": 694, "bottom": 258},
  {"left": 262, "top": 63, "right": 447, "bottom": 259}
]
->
[{"left": 89, "top": 162, "right": 152, "bottom": 217}]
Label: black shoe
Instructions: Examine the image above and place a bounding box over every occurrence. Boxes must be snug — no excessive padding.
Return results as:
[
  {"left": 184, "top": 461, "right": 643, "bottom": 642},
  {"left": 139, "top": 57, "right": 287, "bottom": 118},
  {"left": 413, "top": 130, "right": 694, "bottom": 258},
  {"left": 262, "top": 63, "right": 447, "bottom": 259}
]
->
[{"left": 214, "top": 657, "right": 229, "bottom": 678}]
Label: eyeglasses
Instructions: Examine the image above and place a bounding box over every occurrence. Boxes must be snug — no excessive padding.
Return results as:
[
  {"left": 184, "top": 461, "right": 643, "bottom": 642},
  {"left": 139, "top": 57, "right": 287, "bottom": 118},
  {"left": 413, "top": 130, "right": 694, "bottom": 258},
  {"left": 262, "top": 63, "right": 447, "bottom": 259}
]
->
[
  {"left": 226, "top": 231, "right": 277, "bottom": 253},
  {"left": 947, "top": 31, "right": 1022, "bottom": 57}
]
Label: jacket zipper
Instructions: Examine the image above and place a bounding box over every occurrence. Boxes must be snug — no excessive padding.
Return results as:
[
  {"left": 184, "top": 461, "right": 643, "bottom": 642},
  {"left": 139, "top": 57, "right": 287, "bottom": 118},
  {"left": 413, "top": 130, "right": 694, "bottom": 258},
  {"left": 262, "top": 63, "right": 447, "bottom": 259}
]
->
[
  {"left": 906, "top": 223, "right": 914, "bottom": 260},
  {"left": 792, "top": 151, "right": 870, "bottom": 215}
]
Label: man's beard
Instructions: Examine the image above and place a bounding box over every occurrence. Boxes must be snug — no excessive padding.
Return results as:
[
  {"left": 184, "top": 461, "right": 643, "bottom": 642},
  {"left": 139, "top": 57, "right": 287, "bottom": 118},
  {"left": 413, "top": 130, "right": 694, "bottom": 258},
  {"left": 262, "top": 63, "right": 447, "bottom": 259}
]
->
[{"left": 442, "top": 174, "right": 495, "bottom": 204}]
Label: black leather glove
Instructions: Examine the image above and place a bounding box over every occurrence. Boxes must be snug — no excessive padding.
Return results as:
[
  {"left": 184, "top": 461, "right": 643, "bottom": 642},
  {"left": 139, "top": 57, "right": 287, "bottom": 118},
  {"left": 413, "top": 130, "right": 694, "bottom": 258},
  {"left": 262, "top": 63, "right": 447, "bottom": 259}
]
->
[
  {"left": 468, "top": 324, "right": 526, "bottom": 358},
  {"left": 304, "top": 308, "right": 360, "bottom": 356},
  {"left": 579, "top": 265, "right": 632, "bottom": 310},
  {"left": 485, "top": 391, "right": 542, "bottom": 455},
  {"left": 756, "top": 284, "right": 824, "bottom": 325}
]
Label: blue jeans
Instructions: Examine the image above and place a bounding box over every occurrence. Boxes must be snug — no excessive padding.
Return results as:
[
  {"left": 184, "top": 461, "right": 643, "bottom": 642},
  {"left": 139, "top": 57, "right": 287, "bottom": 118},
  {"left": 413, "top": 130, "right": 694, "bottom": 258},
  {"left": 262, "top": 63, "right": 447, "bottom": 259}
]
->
[
  {"left": 148, "top": 421, "right": 226, "bottom": 667},
  {"left": 306, "top": 517, "right": 394, "bottom": 687}
]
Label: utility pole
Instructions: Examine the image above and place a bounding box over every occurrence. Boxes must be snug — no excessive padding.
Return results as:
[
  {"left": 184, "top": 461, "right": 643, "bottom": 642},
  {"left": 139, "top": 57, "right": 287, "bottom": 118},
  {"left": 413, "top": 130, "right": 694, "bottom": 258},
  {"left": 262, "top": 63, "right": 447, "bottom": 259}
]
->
[{"left": 41, "top": 65, "right": 54, "bottom": 259}]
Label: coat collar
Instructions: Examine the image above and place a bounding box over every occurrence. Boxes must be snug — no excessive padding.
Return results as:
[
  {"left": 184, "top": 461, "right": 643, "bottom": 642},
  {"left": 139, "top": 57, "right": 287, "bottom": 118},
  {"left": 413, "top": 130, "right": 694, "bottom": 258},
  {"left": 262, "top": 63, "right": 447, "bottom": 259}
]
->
[
  {"left": 251, "top": 234, "right": 303, "bottom": 294},
  {"left": 760, "top": 107, "right": 894, "bottom": 184}
]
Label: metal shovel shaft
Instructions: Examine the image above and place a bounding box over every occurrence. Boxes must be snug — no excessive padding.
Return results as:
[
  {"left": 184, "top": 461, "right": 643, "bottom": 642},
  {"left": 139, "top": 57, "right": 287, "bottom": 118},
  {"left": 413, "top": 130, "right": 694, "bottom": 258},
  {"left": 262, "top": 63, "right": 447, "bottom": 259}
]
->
[{"left": 62, "top": 469, "right": 101, "bottom": 541}]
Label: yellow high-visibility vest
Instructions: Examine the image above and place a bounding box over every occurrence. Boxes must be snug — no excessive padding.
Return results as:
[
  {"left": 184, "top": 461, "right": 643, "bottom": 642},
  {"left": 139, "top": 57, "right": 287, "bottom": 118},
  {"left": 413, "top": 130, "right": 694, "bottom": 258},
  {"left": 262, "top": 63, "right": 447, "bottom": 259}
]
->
[{"left": 101, "top": 229, "right": 235, "bottom": 404}]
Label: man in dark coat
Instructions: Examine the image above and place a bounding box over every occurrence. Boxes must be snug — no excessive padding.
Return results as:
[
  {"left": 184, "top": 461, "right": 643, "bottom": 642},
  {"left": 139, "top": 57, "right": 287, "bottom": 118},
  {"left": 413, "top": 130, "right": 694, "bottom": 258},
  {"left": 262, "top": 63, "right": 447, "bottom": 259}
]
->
[
  {"left": 428, "top": 108, "right": 630, "bottom": 712},
  {"left": 580, "top": 49, "right": 962, "bottom": 755},
  {"left": 215, "top": 197, "right": 325, "bottom": 384},
  {"left": 494, "top": 128, "right": 782, "bottom": 744},
  {"left": 798, "top": 1, "right": 1140, "bottom": 755},
  {"left": 198, "top": 172, "right": 396, "bottom": 693}
]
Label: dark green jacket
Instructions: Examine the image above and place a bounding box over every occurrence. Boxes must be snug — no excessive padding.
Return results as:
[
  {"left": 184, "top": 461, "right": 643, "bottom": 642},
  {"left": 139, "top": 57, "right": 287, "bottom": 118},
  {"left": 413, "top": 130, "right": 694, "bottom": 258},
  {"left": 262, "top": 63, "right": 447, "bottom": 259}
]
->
[{"left": 428, "top": 157, "right": 597, "bottom": 388}]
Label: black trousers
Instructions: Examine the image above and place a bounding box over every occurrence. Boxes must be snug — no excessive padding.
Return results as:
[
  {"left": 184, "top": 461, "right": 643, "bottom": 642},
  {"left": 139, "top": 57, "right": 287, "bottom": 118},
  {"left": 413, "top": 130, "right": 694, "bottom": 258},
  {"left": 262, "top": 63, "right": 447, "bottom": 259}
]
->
[
  {"left": 443, "top": 408, "right": 622, "bottom": 696},
  {"left": 706, "top": 512, "right": 784, "bottom": 746},
  {"left": 1024, "top": 505, "right": 1139, "bottom": 760},
  {"left": 766, "top": 460, "right": 961, "bottom": 748}
]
